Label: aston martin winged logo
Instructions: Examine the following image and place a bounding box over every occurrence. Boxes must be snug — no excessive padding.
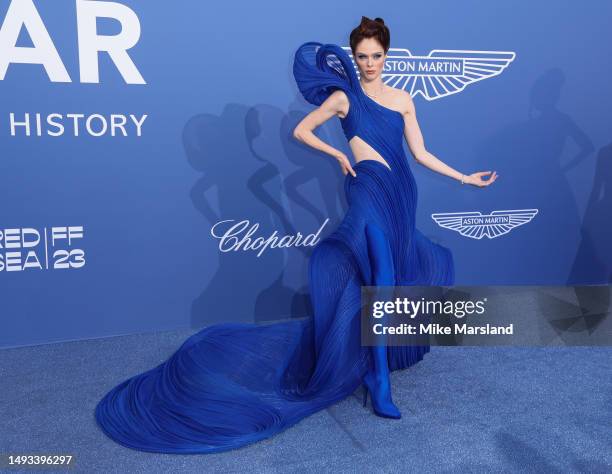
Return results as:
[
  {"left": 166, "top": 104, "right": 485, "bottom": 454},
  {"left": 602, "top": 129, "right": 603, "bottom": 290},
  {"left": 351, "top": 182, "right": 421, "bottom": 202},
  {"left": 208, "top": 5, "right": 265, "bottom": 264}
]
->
[
  {"left": 431, "top": 209, "right": 538, "bottom": 239},
  {"left": 342, "top": 46, "right": 516, "bottom": 100}
]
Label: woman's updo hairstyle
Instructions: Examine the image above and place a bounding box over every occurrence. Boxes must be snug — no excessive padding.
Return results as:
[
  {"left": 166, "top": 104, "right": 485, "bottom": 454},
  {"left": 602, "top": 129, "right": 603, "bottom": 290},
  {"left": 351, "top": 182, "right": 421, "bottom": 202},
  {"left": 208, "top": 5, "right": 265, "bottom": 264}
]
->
[{"left": 349, "top": 16, "right": 390, "bottom": 55}]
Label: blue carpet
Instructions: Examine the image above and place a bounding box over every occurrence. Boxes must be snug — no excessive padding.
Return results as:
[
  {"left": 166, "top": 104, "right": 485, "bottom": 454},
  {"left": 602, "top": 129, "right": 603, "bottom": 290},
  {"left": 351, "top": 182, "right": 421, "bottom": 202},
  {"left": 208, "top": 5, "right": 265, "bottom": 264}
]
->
[{"left": 1, "top": 329, "right": 610, "bottom": 473}]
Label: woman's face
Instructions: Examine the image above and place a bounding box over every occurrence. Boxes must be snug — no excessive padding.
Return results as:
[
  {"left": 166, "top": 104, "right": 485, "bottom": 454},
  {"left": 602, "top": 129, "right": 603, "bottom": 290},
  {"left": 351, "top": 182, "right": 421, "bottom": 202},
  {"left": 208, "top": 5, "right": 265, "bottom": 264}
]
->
[{"left": 353, "top": 38, "right": 386, "bottom": 81}]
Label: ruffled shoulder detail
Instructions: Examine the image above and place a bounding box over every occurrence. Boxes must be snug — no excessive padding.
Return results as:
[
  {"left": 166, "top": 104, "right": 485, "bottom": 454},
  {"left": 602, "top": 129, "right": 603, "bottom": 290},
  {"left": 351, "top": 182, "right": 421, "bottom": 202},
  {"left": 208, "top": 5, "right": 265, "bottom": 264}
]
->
[{"left": 292, "top": 42, "right": 361, "bottom": 106}]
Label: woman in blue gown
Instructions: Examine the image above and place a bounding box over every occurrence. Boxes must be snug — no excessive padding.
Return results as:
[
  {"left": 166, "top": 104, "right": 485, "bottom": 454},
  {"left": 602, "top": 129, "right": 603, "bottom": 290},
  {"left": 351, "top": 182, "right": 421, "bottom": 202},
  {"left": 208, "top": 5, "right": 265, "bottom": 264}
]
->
[{"left": 95, "top": 16, "right": 497, "bottom": 454}]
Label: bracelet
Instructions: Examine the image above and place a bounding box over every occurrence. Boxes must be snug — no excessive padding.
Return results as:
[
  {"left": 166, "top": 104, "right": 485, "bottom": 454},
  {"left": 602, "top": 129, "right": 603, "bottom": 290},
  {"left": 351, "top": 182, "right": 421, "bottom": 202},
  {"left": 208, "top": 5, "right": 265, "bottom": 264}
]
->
[{"left": 460, "top": 174, "right": 465, "bottom": 184}]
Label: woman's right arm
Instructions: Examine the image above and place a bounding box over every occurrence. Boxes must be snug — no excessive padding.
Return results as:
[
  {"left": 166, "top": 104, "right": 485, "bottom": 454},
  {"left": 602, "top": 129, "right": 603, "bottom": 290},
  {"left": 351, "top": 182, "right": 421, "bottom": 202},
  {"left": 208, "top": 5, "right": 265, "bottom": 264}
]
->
[{"left": 293, "top": 90, "right": 357, "bottom": 177}]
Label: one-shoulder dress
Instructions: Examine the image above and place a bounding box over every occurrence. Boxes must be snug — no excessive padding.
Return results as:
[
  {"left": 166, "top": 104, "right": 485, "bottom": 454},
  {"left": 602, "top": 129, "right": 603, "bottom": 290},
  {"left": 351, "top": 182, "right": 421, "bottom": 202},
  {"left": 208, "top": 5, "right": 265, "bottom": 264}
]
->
[{"left": 94, "top": 42, "right": 455, "bottom": 454}]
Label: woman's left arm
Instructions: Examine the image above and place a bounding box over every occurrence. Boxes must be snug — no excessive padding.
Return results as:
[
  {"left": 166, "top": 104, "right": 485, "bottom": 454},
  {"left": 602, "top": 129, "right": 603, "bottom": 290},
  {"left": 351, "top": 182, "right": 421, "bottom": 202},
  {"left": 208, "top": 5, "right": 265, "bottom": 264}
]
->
[{"left": 401, "top": 92, "right": 497, "bottom": 188}]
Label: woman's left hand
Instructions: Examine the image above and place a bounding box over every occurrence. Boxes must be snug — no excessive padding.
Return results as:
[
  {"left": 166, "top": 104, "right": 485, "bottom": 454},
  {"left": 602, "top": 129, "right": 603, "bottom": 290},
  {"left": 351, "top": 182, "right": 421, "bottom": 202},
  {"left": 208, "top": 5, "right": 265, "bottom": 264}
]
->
[{"left": 465, "top": 171, "right": 498, "bottom": 187}]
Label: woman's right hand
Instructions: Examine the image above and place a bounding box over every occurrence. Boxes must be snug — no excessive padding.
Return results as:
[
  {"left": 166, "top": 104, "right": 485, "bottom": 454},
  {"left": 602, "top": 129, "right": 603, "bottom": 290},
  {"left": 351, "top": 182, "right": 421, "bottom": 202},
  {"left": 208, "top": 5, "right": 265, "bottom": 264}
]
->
[{"left": 336, "top": 152, "right": 357, "bottom": 178}]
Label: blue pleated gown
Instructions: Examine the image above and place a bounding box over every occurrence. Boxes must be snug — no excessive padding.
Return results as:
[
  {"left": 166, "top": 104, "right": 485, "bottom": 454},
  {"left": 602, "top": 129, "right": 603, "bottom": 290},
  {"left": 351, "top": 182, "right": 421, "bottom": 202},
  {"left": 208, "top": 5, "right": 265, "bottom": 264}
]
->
[{"left": 94, "top": 42, "right": 455, "bottom": 454}]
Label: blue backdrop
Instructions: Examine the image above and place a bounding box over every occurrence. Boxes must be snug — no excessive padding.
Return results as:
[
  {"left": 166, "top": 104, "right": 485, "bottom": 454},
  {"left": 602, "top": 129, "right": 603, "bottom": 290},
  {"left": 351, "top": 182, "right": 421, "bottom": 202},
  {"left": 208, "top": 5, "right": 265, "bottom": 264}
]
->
[{"left": 1, "top": 0, "right": 610, "bottom": 348}]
